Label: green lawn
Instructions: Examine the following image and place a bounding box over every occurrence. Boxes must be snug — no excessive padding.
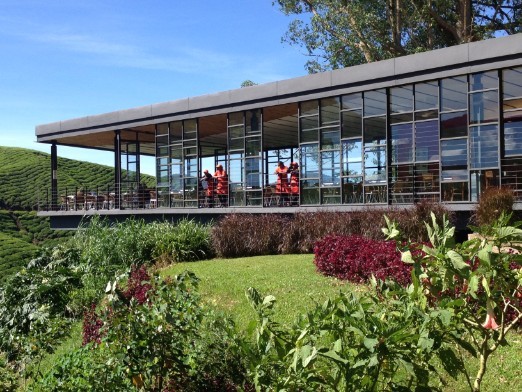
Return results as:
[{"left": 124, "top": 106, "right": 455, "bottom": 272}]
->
[{"left": 163, "top": 254, "right": 522, "bottom": 392}]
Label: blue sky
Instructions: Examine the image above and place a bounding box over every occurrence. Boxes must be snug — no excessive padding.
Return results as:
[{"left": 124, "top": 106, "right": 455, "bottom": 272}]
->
[{"left": 0, "top": 1, "right": 308, "bottom": 173}]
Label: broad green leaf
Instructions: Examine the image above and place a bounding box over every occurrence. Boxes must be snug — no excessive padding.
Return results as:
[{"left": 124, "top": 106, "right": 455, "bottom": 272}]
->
[
  {"left": 363, "top": 337, "right": 378, "bottom": 351},
  {"left": 320, "top": 350, "right": 349, "bottom": 365},
  {"left": 401, "top": 250, "right": 414, "bottom": 264}
]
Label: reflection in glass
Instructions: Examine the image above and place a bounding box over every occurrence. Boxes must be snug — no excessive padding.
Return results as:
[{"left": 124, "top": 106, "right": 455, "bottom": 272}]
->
[
  {"left": 341, "top": 110, "right": 362, "bottom": 138},
  {"left": 363, "top": 116, "right": 386, "bottom": 146},
  {"left": 470, "top": 71, "right": 498, "bottom": 91},
  {"left": 245, "top": 157, "right": 262, "bottom": 187},
  {"left": 364, "top": 146, "right": 386, "bottom": 183},
  {"left": 246, "top": 109, "right": 261, "bottom": 134},
  {"left": 390, "top": 85, "right": 413, "bottom": 113},
  {"left": 342, "top": 177, "right": 363, "bottom": 203},
  {"left": 440, "top": 76, "right": 467, "bottom": 111},
  {"left": 391, "top": 123, "right": 413, "bottom": 164},
  {"left": 470, "top": 124, "right": 498, "bottom": 169},
  {"left": 157, "top": 123, "right": 168, "bottom": 135},
  {"left": 364, "top": 89, "right": 387, "bottom": 116},
  {"left": 342, "top": 93, "right": 363, "bottom": 110},
  {"left": 245, "top": 137, "right": 261, "bottom": 156},
  {"left": 301, "top": 100, "right": 319, "bottom": 116},
  {"left": 183, "top": 119, "right": 197, "bottom": 137},
  {"left": 321, "top": 151, "right": 340, "bottom": 185},
  {"left": 415, "top": 81, "right": 438, "bottom": 110},
  {"left": 169, "top": 121, "right": 182, "bottom": 140},
  {"left": 503, "top": 67, "right": 522, "bottom": 99},
  {"left": 300, "top": 116, "right": 318, "bottom": 131},
  {"left": 415, "top": 121, "right": 439, "bottom": 162},
  {"left": 229, "top": 125, "right": 244, "bottom": 139},
  {"left": 441, "top": 138, "right": 468, "bottom": 168},
  {"left": 321, "top": 187, "right": 341, "bottom": 204},
  {"left": 442, "top": 182, "right": 468, "bottom": 201},
  {"left": 440, "top": 111, "right": 467, "bottom": 138},
  {"left": 229, "top": 154, "right": 244, "bottom": 183},
  {"left": 470, "top": 91, "right": 498, "bottom": 124},
  {"left": 300, "top": 183, "right": 320, "bottom": 205},
  {"left": 228, "top": 111, "right": 243, "bottom": 126},
  {"left": 320, "top": 97, "right": 340, "bottom": 125},
  {"left": 504, "top": 120, "right": 522, "bottom": 156},
  {"left": 301, "top": 144, "right": 319, "bottom": 179},
  {"left": 342, "top": 139, "right": 362, "bottom": 176},
  {"left": 321, "top": 128, "right": 340, "bottom": 149}
]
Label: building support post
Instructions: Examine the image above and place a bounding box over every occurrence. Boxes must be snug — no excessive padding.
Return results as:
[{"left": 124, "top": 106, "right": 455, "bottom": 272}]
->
[
  {"left": 51, "top": 142, "right": 58, "bottom": 211},
  {"left": 114, "top": 130, "right": 122, "bottom": 209}
]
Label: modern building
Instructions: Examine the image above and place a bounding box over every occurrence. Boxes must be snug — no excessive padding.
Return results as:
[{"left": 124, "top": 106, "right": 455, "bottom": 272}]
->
[{"left": 36, "top": 34, "right": 522, "bottom": 229}]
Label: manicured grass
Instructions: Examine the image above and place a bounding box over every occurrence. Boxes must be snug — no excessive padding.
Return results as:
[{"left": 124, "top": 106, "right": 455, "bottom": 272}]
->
[
  {"left": 162, "top": 254, "right": 358, "bottom": 329},
  {"left": 163, "top": 254, "right": 522, "bottom": 392}
]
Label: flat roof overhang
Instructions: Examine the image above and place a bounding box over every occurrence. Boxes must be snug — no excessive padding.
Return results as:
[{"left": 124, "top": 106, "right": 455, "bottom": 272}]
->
[{"left": 36, "top": 34, "right": 522, "bottom": 150}]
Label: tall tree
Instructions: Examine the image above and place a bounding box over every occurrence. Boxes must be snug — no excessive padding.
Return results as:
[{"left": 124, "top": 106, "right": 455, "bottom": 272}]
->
[{"left": 274, "top": 0, "right": 522, "bottom": 72}]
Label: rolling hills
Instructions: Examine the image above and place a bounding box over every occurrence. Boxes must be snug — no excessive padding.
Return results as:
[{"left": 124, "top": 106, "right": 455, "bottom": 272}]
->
[{"left": 0, "top": 146, "right": 155, "bottom": 283}]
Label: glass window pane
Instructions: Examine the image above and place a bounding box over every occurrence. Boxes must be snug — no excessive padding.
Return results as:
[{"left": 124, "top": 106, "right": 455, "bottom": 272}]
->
[
  {"left": 470, "top": 91, "right": 498, "bottom": 124},
  {"left": 301, "top": 128, "right": 318, "bottom": 143},
  {"left": 341, "top": 110, "right": 362, "bottom": 138},
  {"left": 246, "top": 109, "right": 261, "bottom": 134},
  {"left": 183, "top": 119, "right": 197, "bottom": 137},
  {"left": 342, "top": 177, "right": 363, "bottom": 203},
  {"left": 503, "top": 67, "right": 522, "bottom": 99},
  {"left": 321, "top": 128, "right": 340, "bottom": 150},
  {"left": 390, "top": 85, "right": 413, "bottom": 113},
  {"left": 301, "top": 100, "right": 318, "bottom": 116},
  {"left": 364, "top": 116, "right": 386, "bottom": 146},
  {"left": 442, "top": 182, "right": 468, "bottom": 201},
  {"left": 156, "top": 123, "right": 168, "bottom": 135},
  {"left": 229, "top": 125, "right": 244, "bottom": 139},
  {"left": 300, "top": 184, "right": 319, "bottom": 205},
  {"left": 321, "top": 187, "right": 341, "bottom": 204},
  {"left": 364, "top": 89, "right": 387, "bottom": 116},
  {"left": 504, "top": 120, "right": 522, "bottom": 156},
  {"left": 470, "top": 124, "right": 498, "bottom": 169},
  {"left": 229, "top": 111, "right": 243, "bottom": 126},
  {"left": 229, "top": 138, "right": 243, "bottom": 150},
  {"left": 321, "top": 151, "right": 340, "bottom": 186},
  {"left": 415, "top": 81, "right": 438, "bottom": 110},
  {"left": 184, "top": 157, "right": 198, "bottom": 177},
  {"left": 390, "top": 113, "right": 413, "bottom": 124},
  {"left": 470, "top": 71, "right": 498, "bottom": 91},
  {"left": 301, "top": 144, "right": 319, "bottom": 179},
  {"left": 246, "top": 136, "right": 261, "bottom": 156},
  {"left": 342, "top": 139, "right": 362, "bottom": 176},
  {"left": 441, "top": 111, "right": 467, "bottom": 138},
  {"left": 391, "top": 123, "right": 413, "bottom": 164},
  {"left": 415, "top": 109, "right": 438, "bottom": 121},
  {"left": 441, "top": 138, "right": 467, "bottom": 168},
  {"left": 168, "top": 121, "right": 182, "bottom": 141},
  {"left": 504, "top": 98, "right": 522, "bottom": 111},
  {"left": 441, "top": 76, "right": 467, "bottom": 111},
  {"left": 300, "top": 116, "right": 318, "bottom": 131},
  {"left": 246, "top": 157, "right": 262, "bottom": 187},
  {"left": 364, "top": 147, "right": 386, "bottom": 183},
  {"left": 342, "top": 93, "right": 362, "bottom": 110},
  {"left": 320, "top": 97, "right": 340, "bottom": 125},
  {"left": 229, "top": 158, "right": 244, "bottom": 183},
  {"left": 415, "top": 121, "right": 439, "bottom": 162}
]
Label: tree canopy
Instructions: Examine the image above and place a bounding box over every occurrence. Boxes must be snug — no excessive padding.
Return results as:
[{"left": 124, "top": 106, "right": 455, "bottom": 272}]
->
[{"left": 274, "top": 0, "right": 522, "bottom": 73}]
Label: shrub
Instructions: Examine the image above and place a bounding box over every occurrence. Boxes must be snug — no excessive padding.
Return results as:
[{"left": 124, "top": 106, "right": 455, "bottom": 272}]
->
[
  {"left": 473, "top": 186, "right": 514, "bottom": 226},
  {"left": 313, "top": 235, "right": 412, "bottom": 285}
]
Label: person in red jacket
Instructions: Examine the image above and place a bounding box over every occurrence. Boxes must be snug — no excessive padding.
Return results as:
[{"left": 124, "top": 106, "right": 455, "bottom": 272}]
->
[
  {"left": 274, "top": 161, "right": 289, "bottom": 206},
  {"left": 288, "top": 162, "right": 300, "bottom": 206},
  {"left": 200, "top": 169, "right": 214, "bottom": 207},
  {"left": 214, "top": 164, "right": 228, "bottom": 207}
]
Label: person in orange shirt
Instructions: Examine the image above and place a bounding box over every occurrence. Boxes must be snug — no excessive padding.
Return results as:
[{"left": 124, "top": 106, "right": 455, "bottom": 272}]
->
[
  {"left": 288, "top": 162, "right": 300, "bottom": 206},
  {"left": 274, "top": 161, "right": 289, "bottom": 206},
  {"left": 200, "top": 169, "right": 214, "bottom": 207},
  {"left": 214, "top": 164, "right": 228, "bottom": 207}
]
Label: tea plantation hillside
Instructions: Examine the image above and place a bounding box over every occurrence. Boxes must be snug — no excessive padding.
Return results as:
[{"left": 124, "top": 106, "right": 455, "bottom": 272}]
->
[
  {"left": 0, "top": 146, "right": 155, "bottom": 210},
  {"left": 0, "top": 146, "right": 156, "bottom": 283}
]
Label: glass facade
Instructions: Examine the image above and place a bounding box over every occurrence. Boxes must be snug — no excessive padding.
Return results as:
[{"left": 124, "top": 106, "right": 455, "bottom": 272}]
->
[{"left": 150, "top": 66, "right": 522, "bottom": 208}]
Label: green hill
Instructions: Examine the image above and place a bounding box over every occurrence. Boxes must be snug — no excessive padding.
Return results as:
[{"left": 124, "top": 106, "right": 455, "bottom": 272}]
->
[{"left": 0, "top": 146, "right": 156, "bottom": 283}]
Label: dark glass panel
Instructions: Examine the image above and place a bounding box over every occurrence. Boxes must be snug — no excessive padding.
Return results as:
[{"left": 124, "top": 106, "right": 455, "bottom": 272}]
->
[
  {"left": 442, "top": 182, "right": 468, "bottom": 201},
  {"left": 470, "top": 71, "right": 498, "bottom": 91},
  {"left": 440, "top": 76, "right": 467, "bottom": 111},
  {"left": 364, "top": 89, "right": 387, "bottom": 116},
  {"left": 390, "top": 85, "right": 413, "bottom": 113},
  {"left": 169, "top": 121, "right": 183, "bottom": 141},
  {"left": 246, "top": 109, "right": 261, "bottom": 134},
  {"left": 320, "top": 97, "right": 340, "bottom": 125},
  {"left": 441, "top": 111, "right": 467, "bottom": 138},
  {"left": 415, "top": 109, "right": 438, "bottom": 121},
  {"left": 470, "top": 124, "right": 498, "bottom": 169},
  {"left": 245, "top": 136, "right": 261, "bottom": 156},
  {"left": 390, "top": 164, "right": 414, "bottom": 203},
  {"left": 341, "top": 110, "right": 362, "bottom": 138},
  {"left": 300, "top": 100, "right": 319, "bottom": 116},
  {"left": 469, "top": 91, "right": 498, "bottom": 124},
  {"left": 229, "top": 124, "right": 243, "bottom": 139},
  {"left": 342, "top": 92, "right": 363, "bottom": 110},
  {"left": 364, "top": 185, "right": 387, "bottom": 203},
  {"left": 504, "top": 120, "right": 522, "bottom": 156},
  {"left": 228, "top": 111, "right": 243, "bottom": 126},
  {"left": 415, "top": 121, "right": 439, "bottom": 162},
  {"left": 321, "top": 187, "right": 341, "bottom": 204},
  {"left": 156, "top": 134, "right": 169, "bottom": 148},
  {"left": 321, "top": 128, "right": 340, "bottom": 150},
  {"left": 300, "top": 184, "right": 320, "bottom": 205},
  {"left": 300, "top": 116, "right": 318, "bottom": 131},
  {"left": 169, "top": 146, "right": 182, "bottom": 162},
  {"left": 390, "top": 113, "right": 413, "bottom": 124},
  {"left": 415, "top": 81, "right": 438, "bottom": 110},
  {"left": 156, "top": 123, "right": 168, "bottom": 135},
  {"left": 414, "top": 163, "right": 440, "bottom": 194},
  {"left": 301, "top": 128, "right": 319, "bottom": 143},
  {"left": 503, "top": 67, "right": 522, "bottom": 99},
  {"left": 342, "top": 177, "right": 363, "bottom": 203},
  {"left": 321, "top": 151, "right": 340, "bottom": 186},
  {"left": 363, "top": 116, "right": 386, "bottom": 146},
  {"left": 342, "top": 139, "right": 362, "bottom": 176},
  {"left": 183, "top": 119, "right": 197, "bottom": 137},
  {"left": 229, "top": 138, "right": 243, "bottom": 151},
  {"left": 391, "top": 123, "right": 413, "bottom": 164}
]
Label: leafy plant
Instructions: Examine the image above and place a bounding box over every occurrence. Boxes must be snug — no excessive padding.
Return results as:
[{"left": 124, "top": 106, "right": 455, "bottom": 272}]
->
[{"left": 473, "top": 186, "right": 514, "bottom": 226}]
